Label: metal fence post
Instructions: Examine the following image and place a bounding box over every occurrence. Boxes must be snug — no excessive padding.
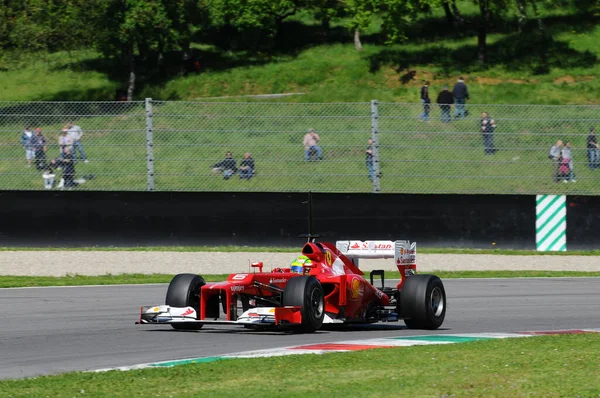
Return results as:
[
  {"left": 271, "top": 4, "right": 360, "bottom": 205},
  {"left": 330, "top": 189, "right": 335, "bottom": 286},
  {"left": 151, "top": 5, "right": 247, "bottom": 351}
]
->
[
  {"left": 145, "top": 98, "right": 155, "bottom": 191},
  {"left": 371, "top": 100, "right": 381, "bottom": 193}
]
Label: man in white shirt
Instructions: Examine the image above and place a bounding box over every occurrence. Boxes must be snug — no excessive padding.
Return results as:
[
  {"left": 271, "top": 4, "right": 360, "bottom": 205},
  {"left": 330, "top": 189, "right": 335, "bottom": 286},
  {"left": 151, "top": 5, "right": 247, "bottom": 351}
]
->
[{"left": 66, "top": 121, "right": 88, "bottom": 163}]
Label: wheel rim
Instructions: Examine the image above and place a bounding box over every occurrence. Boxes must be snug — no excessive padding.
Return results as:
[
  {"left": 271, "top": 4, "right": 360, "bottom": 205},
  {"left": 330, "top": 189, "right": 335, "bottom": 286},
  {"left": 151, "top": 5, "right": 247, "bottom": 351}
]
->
[
  {"left": 430, "top": 286, "right": 445, "bottom": 317},
  {"left": 310, "top": 288, "right": 324, "bottom": 319}
]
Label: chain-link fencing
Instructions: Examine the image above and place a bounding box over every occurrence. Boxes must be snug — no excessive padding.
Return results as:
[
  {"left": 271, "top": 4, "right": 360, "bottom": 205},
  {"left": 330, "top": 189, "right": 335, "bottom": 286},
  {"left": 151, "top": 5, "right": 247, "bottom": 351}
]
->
[{"left": 1, "top": 100, "right": 599, "bottom": 194}]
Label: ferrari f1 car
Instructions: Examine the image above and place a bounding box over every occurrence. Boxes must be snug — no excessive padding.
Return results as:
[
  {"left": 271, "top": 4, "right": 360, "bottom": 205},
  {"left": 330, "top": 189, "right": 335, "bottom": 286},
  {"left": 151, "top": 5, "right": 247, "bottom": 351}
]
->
[{"left": 137, "top": 240, "right": 446, "bottom": 332}]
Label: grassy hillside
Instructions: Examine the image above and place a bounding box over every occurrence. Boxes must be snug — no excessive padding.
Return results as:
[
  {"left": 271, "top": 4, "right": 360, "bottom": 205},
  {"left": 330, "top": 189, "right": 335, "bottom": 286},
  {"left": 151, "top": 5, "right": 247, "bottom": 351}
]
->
[{"left": 0, "top": 3, "right": 599, "bottom": 104}]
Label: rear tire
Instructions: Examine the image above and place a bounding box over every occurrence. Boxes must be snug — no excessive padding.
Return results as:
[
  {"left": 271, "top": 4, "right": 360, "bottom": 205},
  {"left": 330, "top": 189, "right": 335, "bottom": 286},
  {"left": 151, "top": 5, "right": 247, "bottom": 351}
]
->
[
  {"left": 282, "top": 276, "right": 325, "bottom": 333},
  {"left": 400, "top": 274, "right": 446, "bottom": 330},
  {"left": 165, "top": 273, "right": 206, "bottom": 330}
]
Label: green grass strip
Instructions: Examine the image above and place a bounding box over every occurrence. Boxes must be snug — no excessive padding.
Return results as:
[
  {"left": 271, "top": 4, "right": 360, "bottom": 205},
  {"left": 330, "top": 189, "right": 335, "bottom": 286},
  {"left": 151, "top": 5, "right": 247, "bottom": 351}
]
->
[
  {"left": 1, "top": 270, "right": 599, "bottom": 288},
  {"left": 1, "top": 334, "right": 598, "bottom": 397}
]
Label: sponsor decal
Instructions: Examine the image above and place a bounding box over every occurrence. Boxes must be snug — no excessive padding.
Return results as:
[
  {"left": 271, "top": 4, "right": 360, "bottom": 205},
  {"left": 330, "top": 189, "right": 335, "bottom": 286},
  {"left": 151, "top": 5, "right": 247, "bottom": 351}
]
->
[
  {"left": 269, "top": 278, "right": 287, "bottom": 284},
  {"left": 374, "top": 289, "right": 384, "bottom": 299},
  {"left": 180, "top": 308, "right": 195, "bottom": 317},
  {"left": 405, "top": 269, "right": 415, "bottom": 277},
  {"left": 325, "top": 251, "right": 333, "bottom": 266},
  {"left": 232, "top": 274, "right": 247, "bottom": 280},
  {"left": 349, "top": 241, "right": 394, "bottom": 251},
  {"left": 231, "top": 285, "right": 245, "bottom": 293},
  {"left": 349, "top": 277, "right": 364, "bottom": 301}
]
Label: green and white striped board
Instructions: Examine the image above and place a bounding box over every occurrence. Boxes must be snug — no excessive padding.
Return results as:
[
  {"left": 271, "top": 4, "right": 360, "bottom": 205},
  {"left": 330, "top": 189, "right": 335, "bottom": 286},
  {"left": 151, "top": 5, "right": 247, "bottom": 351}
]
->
[{"left": 536, "top": 195, "right": 567, "bottom": 252}]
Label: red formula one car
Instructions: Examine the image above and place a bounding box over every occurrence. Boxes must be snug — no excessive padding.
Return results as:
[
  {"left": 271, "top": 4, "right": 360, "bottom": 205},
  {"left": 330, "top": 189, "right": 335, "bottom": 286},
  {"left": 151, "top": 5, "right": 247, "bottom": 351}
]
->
[{"left": 137, "top": 240, "right": 446, "bottom": 332}]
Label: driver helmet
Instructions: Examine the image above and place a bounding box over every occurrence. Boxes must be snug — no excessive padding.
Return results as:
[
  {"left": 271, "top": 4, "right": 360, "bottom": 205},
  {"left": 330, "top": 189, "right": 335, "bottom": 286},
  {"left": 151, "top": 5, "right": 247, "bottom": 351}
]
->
[{"left": 290, "top": 255, "right": 311, "bottom": 274}]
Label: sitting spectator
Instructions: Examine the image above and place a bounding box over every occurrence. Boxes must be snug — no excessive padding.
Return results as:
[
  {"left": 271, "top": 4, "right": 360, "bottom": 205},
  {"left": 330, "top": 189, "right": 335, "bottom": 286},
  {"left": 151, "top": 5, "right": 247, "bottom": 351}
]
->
[
  {"left": 212, "top": 151, "right": 237, "bottom": 180},
  {"left": 31, "top": 128, "right": 47, "bottom": 170},
  {"left": 48, "top": 148, "right": 94, "bottom": 189},
  {"left": 561, "top": 141, "right": 575, "bottom": 183},
  {"left": 239, "top": 152, "right": 255, "bottom": 180},
  {"left": 303, "top": 128, "right": 323, "bottom": 161},
  {"left": 20, "top": 125, "right": 35, "bottom": 167}
]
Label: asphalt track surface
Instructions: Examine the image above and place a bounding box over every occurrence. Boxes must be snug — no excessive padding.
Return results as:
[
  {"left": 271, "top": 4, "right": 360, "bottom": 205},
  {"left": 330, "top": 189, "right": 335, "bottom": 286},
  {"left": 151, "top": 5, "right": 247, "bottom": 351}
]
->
[{"left": 1, "top": 277, "right": 599, "bottom": 380}]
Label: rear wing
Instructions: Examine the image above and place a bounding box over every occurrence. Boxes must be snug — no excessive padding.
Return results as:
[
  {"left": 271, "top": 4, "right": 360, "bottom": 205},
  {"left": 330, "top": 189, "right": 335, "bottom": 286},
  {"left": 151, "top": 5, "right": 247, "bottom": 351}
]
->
[{"left": 335, "top": 240, "right": 416, "bottom": 268}]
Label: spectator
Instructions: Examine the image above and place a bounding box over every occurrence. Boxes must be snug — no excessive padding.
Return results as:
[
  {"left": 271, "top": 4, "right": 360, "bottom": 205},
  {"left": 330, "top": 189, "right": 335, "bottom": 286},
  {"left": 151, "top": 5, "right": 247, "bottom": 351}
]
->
[
  {"left": 42, "top": 166, "right": 56, "bottom": 190},
  {"left": 239, "top": 152, "right": 255, "bottom": 180},
  {"left": 303, "top": 128, "right": 323, "bottom": 161},
  {"left": 366, "top": 138, "right": 374, "bottom": 182},
  {"left": 58, "top": 128, "right": 74, "bottom": 159},
  {"left": 65, "top": 121, "right": 88, "bottom": 163},
  {"left": 52, "top": 148, "right": 76, "bottom": 189},
  {"left": 212, "top": 151, "right": 237, "bottom": 180},
  {"left": 452, "top": 77, "right": 469, "bottom": 119},
  {"left": 548, "top": 140, "right": 563, "bottom": 183},
  {"left": 436, "top": 86, "right": 453, "bottom": 123},
  {"left": 587, "top": 127, "right": 599, "bottom": 170},
  {"left": 561, "top": 141, "right": 575, "bottom": 183},
  {"left": 20, "top": 125, "right": 35, "bottom": 167},
  {"left": 418, "top": 81, "right": 431, "bottom": 122},
  {"left": 480, "top": 112, "right": 497, "bottom": 155},
  {"left": 31, "top": 128, "right": 47, "bottom": 170}
]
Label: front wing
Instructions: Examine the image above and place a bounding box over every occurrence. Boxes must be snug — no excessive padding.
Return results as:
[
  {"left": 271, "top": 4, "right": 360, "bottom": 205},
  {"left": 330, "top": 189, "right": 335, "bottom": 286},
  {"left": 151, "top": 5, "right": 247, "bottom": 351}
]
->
[{"left": 137, "top": 305, "right": 304, "bottom": 327}]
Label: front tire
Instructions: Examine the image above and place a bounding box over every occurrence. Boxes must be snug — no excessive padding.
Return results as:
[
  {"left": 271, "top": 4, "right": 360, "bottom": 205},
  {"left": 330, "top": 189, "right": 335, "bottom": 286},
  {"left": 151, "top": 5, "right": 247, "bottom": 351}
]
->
[
  {"left": 282, "top": 276, "right": 325, "bottom": 333},
  {"left": 165, "top": 273, "right": 206, "bottom": 330},
  {"left": 400, "top": 274, "right": 446, "bottom": 330}
]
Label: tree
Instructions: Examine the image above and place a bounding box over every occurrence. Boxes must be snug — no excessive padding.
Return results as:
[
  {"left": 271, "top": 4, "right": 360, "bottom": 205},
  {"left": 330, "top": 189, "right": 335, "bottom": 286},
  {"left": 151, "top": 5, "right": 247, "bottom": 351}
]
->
[{"left": 92, "top": 0, "right": 203, "bottom": 100}]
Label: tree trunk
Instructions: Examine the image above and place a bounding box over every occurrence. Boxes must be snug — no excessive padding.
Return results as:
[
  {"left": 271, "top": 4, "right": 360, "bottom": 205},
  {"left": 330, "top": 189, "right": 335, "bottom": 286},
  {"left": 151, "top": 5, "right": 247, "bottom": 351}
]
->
[
  {"left": 354, "top": 28, "right": 363, "bottom": 51},
  {"left": 442, "top": 2, "right": 454, "bottom": 24},
  {"left": 477, "top": 0, "right": 491, "bottom": 65},
  {"left": 531, "top": 0, "right": 544, "bottom": 33},
  {"left": 451, "top": 0, "right": 464, "bottom": 26},
  {"left": 126, "top": 45, "right": 135, "bottom": 101},
  {"left": 516, "top": 0, "right": 527, "bottom": 33}
]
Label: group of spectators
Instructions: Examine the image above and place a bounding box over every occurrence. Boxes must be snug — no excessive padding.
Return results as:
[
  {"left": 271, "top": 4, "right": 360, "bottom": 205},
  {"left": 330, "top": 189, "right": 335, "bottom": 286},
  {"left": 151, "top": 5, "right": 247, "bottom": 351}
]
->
[
  {"left": 20, "top": 121, "right": 90, "bottom": 189},
  {"left": 548, "top": 128, "right": 600, "bottom": 183},
  {"left": 212, "top": 152, "right": 255, "bottom": 180},
  {"left": 419, "top": 77, "right": 470, "bottom": 123}
]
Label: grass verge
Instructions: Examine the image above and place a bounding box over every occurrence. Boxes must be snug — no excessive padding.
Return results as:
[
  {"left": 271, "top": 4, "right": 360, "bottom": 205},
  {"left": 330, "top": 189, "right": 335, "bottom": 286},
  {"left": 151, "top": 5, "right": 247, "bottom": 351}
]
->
[
  {"left": 1, "top": 334, "right": 598, "bottom": 396},
  {"left": 2, "top": 270, "right": 600, "bottom": 288}
]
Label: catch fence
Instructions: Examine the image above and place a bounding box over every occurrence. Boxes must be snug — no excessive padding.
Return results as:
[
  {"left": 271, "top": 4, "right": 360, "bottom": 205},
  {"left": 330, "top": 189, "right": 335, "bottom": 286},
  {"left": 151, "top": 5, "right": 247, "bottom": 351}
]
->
[{"left": 1, "top": 100, "right": 599, "bottom": 194}]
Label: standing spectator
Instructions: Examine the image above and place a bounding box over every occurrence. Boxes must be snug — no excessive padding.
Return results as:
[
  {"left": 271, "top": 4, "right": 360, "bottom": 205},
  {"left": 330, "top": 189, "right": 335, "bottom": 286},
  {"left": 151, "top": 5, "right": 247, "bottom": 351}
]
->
[
  {"left": 31, "top": 128, "right": 47, "bottom": 170},
  {"left": 66, "top": 121, "right": 88, "bottom": 163},
  {"left": 561, "top": 141, "right": 576, "bottom": 183},
  {"left": 365, "top": 138, "right": 374, "bottom": 182},
  {"left": 480, "top": 112, "right": 497, "bottom": 155},
  {"left": 303, "top": 128, "right": 323, "bottom": 161},
  {"left": 548, "top": 140, "right": 563, "bottom": 183},
  {"left": 212, "top": 151, "right": 237, "bottom": 180},
  {"left": 436, "top": 86, "right": 453, "bottom": 123},
  {"left": 452, "top": 77, "right": 469, "bottom": 119},
  {"left": 58, "top": 128, "right": 74, "bottom": 159},
  {"left": 239, "top": 152, "right": 255, "bottom": 180},
  {"left": 586, "top": 127, "right": 599, "bottom": 170},
  {"left": 418, "top": 81, "right": 431, "bottom": 122},
  {"left": 20, "top": 125, "right": 35, "bottom": 167}
]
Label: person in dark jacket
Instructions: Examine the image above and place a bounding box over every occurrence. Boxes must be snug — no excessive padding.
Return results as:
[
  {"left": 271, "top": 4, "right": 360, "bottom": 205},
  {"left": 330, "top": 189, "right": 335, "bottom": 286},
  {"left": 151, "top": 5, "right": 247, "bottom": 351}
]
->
[
  {"left": 587, "top": 127, "right": 599, "bottom": 170},
  {"left": 436, "top": 86, "right": 454, "bottom": 123},
  {"left": 418, "top": 81, "right": 431, "bottom": 122},
  {"left": 480, "top": 112, "right": 497, "bottom": 155},
  {"left": 239, "top": 152, "right": 255, "bottom": 180},
  {"left": 452, "top": 77, "right": 469, "bottom": 119},
  {"left": 50, "top": 148, "right": 77, "bottom": 188},
  {"left": 31, "top": 128, "right": 47, "bottom": 170},
  {"left": 212, "top": 151, "right": 237, "bottom": 180}
]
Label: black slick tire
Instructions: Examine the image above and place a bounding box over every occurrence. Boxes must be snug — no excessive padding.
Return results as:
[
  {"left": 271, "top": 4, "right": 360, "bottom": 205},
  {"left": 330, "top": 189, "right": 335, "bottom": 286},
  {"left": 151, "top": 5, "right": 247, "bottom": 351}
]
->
[
  {"left": 282, "top": 276, "right": 325, "bottom": 333},
  {"left": 165, "top": 273, "right": 206, "bottom": 330},
  {"left": 400, "top": 274, "right": 446, "bottom": 330}
]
